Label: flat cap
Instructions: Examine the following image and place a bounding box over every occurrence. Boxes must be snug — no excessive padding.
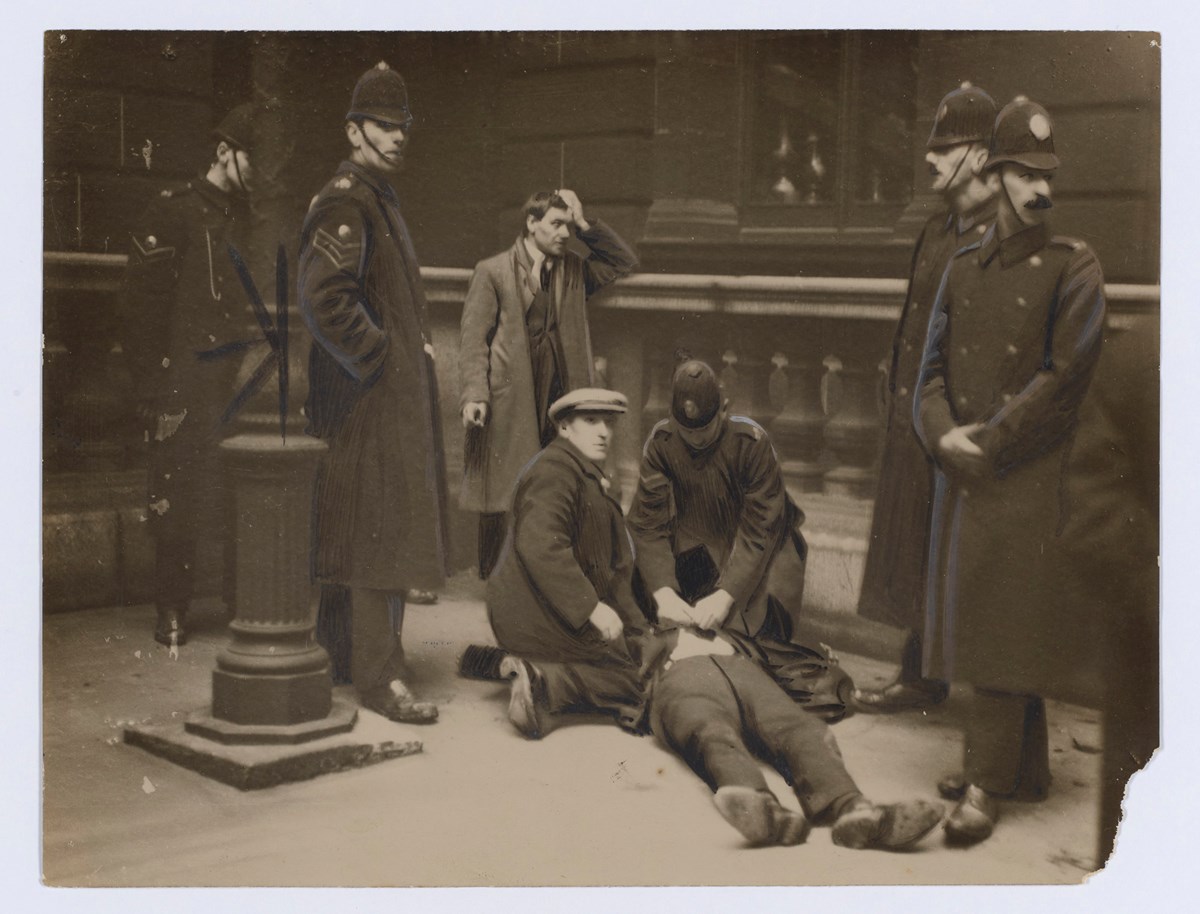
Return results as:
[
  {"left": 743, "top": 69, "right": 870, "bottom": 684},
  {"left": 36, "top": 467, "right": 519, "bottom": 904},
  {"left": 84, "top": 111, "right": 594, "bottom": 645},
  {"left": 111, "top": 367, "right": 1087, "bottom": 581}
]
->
[{"left": 548, "top": 388, "right": 629, "bottom": 423}]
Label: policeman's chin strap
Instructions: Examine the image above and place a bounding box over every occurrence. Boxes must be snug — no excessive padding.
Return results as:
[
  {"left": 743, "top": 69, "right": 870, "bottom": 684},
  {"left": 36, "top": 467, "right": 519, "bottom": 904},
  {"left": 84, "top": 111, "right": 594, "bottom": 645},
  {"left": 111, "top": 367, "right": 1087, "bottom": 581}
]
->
[
  {"left": 359, "top": 122, "right": 406, "bottom": 168},
  {"left": 231, "top": 148, "right": 249, "bottom": 195},
  {"left": 361, "top": 127, "right": 390, "bottom": 163},
  {"left": 944, "top": 144, "right": 973, "bottom": 190}
]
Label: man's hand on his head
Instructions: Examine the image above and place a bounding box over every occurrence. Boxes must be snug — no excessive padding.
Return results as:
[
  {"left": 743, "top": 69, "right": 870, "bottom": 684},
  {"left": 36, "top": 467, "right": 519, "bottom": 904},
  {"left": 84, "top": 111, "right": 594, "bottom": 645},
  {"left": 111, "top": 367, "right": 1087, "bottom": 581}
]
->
[{"left": 555, "top": 188, "right": 590, "bottom": 232}]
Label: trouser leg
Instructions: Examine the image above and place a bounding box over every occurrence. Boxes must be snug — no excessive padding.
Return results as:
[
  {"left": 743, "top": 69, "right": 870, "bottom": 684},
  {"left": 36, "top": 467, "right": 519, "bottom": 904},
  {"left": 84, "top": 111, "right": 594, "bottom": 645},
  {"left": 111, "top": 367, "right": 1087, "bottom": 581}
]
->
[
  {"left": 154, "top": 528, "right": 195, "bottom": 612},
  {"left": 965, "top": 687, "right": 1050, "bottom": 798},
  {"left": 536, "top": 656, "right": 643, "bottom": 720},
  {"left": 651, "top": 658, "right": 769, "bottom": 793},
  {"left": 316, "top": 584, "right": 352, "bottom": 685},
  {"left": 478, "top": 512, "right": 507, "bottom": 580},
  {"left": 719, "top": 656, "right": 861, "bottom": 820},
  {"left": 351, "top": 587, "right": 405, "bottom": 693}
]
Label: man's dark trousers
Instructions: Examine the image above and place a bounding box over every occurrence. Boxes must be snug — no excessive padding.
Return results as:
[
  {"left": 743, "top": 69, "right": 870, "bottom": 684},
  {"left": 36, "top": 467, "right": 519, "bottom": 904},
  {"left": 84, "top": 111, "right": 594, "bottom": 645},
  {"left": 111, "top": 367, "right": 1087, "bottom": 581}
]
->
[{"left": 650, "top": 654, "right": 860, "bottom": 819}]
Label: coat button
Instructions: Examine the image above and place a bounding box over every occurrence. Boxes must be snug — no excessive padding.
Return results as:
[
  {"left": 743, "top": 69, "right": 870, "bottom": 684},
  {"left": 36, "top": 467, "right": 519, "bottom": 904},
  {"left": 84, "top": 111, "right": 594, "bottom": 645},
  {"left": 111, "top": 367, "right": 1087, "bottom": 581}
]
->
[{"left": 899, "top": 386, "right": 909, "bottom": 397}]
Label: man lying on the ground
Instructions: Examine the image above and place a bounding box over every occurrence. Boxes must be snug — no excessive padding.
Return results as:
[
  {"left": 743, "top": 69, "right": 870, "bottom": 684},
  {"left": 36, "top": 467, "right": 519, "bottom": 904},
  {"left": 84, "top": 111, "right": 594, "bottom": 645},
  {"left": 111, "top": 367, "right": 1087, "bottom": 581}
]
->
[
  {"left": 644, "top": 605, "right": 944, "bottom": 849},
  {"left": 486, "top": 388, "right": 668, "bottom": 738}
]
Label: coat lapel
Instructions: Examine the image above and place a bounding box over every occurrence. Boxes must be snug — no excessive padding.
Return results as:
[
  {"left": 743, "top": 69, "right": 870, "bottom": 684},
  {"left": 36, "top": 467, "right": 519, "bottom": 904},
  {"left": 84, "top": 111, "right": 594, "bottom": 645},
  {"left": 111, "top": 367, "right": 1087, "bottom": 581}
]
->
[{"left": 512, "top": 237, "right": 536, "bottom": 312}]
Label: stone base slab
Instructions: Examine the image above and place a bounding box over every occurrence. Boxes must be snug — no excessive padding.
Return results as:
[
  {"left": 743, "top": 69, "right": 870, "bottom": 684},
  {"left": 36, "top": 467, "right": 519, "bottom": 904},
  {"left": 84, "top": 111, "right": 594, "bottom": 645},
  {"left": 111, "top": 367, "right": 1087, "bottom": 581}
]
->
[
  {"left": 124, "top": 699, "right": 422, "bottom": 790},
  {"left": 186, "top": 696, "right": 355, "bottom": 745}
]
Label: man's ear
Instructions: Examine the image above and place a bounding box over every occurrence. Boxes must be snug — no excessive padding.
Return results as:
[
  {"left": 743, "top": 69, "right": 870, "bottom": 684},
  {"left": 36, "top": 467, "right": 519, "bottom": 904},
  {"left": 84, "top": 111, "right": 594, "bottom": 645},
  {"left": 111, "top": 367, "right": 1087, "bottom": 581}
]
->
[
  {"left": 215, "top": 140, "right": 231, "bottom": 163},
  {"left": 969, "top": 145, "right": 990, "bottom": 177},
  {"left": 345, "top": 121, "right": 360, "bottom": 145},
  {"left": 525, "top": 213, "right": 539, "bottom": 237}
]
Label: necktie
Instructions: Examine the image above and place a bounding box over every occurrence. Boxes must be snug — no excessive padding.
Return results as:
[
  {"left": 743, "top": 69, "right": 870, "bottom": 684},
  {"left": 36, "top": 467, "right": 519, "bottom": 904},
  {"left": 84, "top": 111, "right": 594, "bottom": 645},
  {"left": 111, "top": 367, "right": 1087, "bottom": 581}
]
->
[{"left": 540, "top": 260, "right": 552, "bottom": 291}]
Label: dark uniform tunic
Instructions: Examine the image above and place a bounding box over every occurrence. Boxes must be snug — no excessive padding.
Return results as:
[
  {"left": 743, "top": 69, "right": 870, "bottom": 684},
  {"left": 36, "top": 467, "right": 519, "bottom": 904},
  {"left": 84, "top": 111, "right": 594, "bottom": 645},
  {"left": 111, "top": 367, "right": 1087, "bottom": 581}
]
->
[
  {"left": 858, "top": 202, "right": 995, "bottom": 634},
  {"left": 487, "top": 437, "right": 660, "bottom": 727},
  {"left": 915, "top": 222, "right": 1105, "bottom": 795},
  {"left": 121, "top": 174, "right": 251, "bottom": 609},
  {"left": 628, "top": 417, "right": 849, "bottom": 719}
]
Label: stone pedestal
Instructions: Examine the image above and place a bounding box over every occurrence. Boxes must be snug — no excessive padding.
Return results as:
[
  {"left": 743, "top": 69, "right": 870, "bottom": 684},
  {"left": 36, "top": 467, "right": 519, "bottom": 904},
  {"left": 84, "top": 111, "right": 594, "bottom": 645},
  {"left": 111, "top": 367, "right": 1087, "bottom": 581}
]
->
[{"left": 180, "top": 433, "right": 354, "bottom": 741}]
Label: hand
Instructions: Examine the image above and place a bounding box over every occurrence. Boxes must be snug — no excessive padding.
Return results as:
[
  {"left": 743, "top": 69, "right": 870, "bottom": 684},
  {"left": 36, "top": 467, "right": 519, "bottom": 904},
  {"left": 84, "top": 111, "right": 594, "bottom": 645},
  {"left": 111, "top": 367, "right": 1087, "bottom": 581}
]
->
[
  {"left": 588, "top": 601, "right": 624, "bottom": 641},
  {"left": 461, "top": 401, "right": 489, "bottom": 429},
  {"left": 937, "top": 422, "right": 986, "bottom": 474},
  {"left": 690, "top": 589, "right": 735, "bottom": 632},
  {"left": 555, "top": 188, "right": 589, "bottom": 232},
  {"left": 654, "top": 587, "right": 696, "bottom": 628}
]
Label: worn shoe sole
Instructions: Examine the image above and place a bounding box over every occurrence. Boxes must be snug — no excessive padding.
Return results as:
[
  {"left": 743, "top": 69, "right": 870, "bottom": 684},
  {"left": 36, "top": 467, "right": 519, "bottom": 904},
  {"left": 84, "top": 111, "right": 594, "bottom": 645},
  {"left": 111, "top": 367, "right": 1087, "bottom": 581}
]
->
[
  {"left": 833, "top": 800, "right": 944, "bottom": 851},
  {"left": 500, "top": 657, "right": 544, "bottom": 740},
  {"left": 944, "top": 786, "right": 999, "bottom": 846},
  {"left": 713, "top": 787, "right": 810, "bottom": 847}
]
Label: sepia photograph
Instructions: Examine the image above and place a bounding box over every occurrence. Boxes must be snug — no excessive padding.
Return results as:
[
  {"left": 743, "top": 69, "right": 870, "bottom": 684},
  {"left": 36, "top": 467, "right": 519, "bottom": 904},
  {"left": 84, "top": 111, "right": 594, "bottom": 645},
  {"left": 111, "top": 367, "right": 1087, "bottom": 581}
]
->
[{"left": 23, "top": 2, "right": 1182, "bottom": 905}]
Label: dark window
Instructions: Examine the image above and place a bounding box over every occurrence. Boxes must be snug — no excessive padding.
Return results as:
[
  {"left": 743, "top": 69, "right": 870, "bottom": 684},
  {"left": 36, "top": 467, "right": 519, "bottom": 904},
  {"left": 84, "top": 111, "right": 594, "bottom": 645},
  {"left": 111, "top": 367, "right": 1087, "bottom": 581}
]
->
[{"left": 743, "top": 32, "right": 919, "bottom": 230}]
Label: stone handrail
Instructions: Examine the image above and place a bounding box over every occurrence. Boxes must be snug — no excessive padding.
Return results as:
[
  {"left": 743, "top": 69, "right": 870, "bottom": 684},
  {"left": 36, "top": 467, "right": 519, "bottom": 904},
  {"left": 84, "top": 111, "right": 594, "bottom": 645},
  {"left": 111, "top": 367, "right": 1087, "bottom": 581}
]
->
[{"left": 46, "top": 252, "right": 1160, "bottom": 319}]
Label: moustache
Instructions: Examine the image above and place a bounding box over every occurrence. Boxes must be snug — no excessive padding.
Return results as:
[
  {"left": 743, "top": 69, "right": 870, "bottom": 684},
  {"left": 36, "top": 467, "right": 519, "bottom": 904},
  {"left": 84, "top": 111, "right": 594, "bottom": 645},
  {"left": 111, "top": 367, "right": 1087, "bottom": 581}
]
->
[{"left": 1025, "top": 194, "right": 1053, "bottom": 210}]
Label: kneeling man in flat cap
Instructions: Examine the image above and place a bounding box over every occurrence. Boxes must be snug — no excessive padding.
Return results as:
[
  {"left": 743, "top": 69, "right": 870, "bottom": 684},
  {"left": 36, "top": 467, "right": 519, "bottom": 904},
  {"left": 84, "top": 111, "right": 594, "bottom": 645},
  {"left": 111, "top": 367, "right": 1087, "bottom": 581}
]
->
[{"left": 486, "top": 389, "right": 665, "bottom": 738}]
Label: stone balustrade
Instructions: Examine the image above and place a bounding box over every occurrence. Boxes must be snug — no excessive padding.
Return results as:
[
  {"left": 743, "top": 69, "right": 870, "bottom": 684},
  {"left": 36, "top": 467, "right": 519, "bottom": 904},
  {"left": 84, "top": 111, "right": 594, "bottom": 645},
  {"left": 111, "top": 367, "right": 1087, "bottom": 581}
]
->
[{"left": 43, "top": 252, "right": 1160, "bottom": 620}]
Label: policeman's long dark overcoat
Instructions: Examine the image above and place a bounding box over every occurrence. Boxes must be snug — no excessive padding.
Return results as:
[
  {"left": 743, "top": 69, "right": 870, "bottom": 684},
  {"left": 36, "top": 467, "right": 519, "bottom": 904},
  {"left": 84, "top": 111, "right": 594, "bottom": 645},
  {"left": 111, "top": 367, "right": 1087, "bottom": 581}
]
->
[
  {"left": 487, "top": 437, "right": 650, "bottom": 664},
  {"left": 627, "top": 416, "right": 809, "bottom": 642},
  {"left": 857, "top": 204, "right": 994, "bottom": 632},
  {"left": 299, "top": 160, "right": 449, "bottom": 592},
  {"left": 915, "top": 222, "right": 1106, "bottom": 697},
  {"left": 457, "top": 221, "right": 637, "bottom": 514},
  {"left": 121, "top": 174, "right": 251, "bottom": 529}
]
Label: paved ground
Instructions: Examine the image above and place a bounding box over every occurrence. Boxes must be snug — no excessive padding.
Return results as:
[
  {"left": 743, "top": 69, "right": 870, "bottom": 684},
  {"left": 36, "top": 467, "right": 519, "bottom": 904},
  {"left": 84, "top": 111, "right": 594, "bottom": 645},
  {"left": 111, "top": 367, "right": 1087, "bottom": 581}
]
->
[{"left": 40, "top": 572, "right": 1115, "bottom": 889}]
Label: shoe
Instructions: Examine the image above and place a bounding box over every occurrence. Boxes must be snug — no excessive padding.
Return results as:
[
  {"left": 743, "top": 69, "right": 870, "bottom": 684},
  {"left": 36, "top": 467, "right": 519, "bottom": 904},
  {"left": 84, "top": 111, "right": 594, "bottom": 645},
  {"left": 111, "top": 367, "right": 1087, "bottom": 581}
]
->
[
  {"left": 406, "top": 589, "right": 438, "bottom": 605},
  {"left": 938, "top": 772, "right": 967, "bottom": 800},
  {"left": 154, "top": 606, "right": 188, "bottom": 647},
  {"left": 944, "top": 785, "right": 999, "bottom": 845},
  {"left": 499, "top": 657, "right": 550, "bottom": 739},
  {"left": 713, "top": 787, "right": 810, "bottom": 847},
  {"left": 938, "top": 772, "right": 1048, "bottom": 804},
  {"left": 831, "top": 798, "right": 945, "bottom": 851},
  {"left": 850, "top": 679, "right": 949, "bottom": 714},
  {"left": 360, "top": 680, "right": 439, "bottom": 725}
]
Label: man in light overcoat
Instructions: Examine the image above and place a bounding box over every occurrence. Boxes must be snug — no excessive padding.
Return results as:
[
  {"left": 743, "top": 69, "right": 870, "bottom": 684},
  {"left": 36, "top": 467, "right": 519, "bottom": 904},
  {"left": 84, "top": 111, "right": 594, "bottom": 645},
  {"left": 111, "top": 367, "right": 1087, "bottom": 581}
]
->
[{"left": 458, "top": 190, "right": 637, "bottom": 577}]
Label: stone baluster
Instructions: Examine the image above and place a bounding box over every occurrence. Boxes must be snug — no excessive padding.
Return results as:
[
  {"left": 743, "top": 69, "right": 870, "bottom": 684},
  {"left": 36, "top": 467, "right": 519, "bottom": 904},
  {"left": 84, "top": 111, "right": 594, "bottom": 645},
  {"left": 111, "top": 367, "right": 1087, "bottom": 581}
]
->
[
  {"left": 721, "top": 347, "right": 777, "bottom": 427},
  {"left": 641, "top": 344, "right": 676, "bottom": 442},
  {"left": 821, "top": 350, "right": 885, "bottom": 498},
  {"left": 767, "top": 351, "right": 827, "bottom": 493}
]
